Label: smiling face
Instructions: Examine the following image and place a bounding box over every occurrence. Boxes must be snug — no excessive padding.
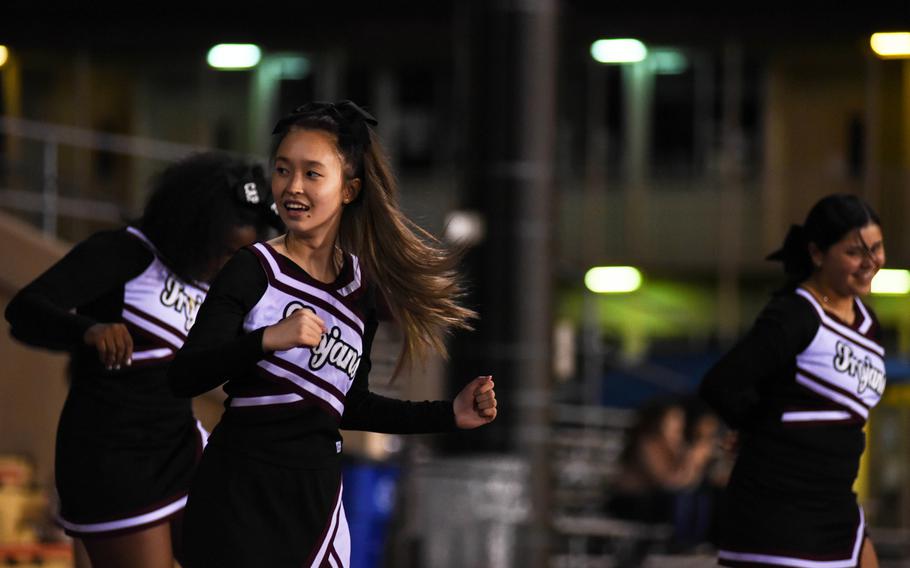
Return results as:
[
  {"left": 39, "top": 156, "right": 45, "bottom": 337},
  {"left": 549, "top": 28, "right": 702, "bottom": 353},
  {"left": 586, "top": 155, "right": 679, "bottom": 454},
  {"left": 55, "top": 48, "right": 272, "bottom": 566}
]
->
[
  {"left": 811, "top": 223, "right": 885, "bottom": 298},
  {"left": 271, "top": 128, "right": 360, "bottom": 242}
]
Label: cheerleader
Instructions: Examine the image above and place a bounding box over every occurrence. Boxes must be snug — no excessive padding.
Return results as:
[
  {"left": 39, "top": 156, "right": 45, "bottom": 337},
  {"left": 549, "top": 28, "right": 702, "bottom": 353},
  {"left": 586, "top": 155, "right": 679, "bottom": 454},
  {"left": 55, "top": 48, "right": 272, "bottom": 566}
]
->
[
  {"left": 700, "top": 194, "right": 885, "bottom": 568},
  {"left": 168, "top": 101, "right": 497, "bottom": 568},
  {"left": 5, "top": 152, "right": 278, "bottom": 568}
]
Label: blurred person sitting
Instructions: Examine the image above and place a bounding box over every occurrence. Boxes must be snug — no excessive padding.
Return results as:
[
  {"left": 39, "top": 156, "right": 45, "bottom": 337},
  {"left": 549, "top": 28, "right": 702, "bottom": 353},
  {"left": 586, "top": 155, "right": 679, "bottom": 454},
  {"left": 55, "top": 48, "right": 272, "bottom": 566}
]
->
[
  {"left": 672, "top": 398, "right": 729, "bottom": 551},
  {"left": 606, "top": 397, "right": 715, "bottom": 525}
]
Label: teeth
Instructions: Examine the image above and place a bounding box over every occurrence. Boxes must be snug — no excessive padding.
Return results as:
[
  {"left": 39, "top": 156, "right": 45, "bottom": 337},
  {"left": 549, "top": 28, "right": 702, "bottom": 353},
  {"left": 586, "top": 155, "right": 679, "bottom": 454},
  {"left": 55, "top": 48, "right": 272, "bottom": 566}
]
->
[{"left": 285, "top": 202, "right": 309, "bottom": 211}]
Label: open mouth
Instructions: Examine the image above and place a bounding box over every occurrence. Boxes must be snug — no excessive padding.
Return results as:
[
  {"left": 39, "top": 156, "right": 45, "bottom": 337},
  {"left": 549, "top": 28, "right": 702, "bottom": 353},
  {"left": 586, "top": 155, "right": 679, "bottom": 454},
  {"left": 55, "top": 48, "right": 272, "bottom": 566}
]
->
[{"left": 284, "top": 200, "right": 311, "bottom": 212}]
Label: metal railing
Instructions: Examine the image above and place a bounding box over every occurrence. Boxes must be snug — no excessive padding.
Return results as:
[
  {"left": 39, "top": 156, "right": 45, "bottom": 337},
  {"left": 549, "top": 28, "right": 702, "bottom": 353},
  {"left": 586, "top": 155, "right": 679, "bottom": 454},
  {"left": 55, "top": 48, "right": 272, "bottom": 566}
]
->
[{"left": 0, "top": 115, "right": 237, "bottom": 236}]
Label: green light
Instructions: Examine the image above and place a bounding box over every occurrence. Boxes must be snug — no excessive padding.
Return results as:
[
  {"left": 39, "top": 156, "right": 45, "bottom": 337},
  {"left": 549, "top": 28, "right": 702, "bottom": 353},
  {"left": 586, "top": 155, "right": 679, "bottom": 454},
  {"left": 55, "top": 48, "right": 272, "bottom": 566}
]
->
[
  {"left": 872, "top": 269, "right": 910, "bottom": 295},
  {"left": 207, "top": 44, "right": 262, "bottom": 70},
  {"left": 585, "top": 266, "right": 643, "bottom": 294},
  {"left": 870, "top": 32, "right": 910, "bottom": 59},
  {"left": 590, "top": 39, "right": 648, "bottom": 64},
  {"left": 650, "top": 49, "right": 688, "bottom": 75},
  {"left": 276, "top": 55, "right": 310, "bottom": 80},
  {"left": 0, "top": 46, "right": 8, "bottom": 68}
]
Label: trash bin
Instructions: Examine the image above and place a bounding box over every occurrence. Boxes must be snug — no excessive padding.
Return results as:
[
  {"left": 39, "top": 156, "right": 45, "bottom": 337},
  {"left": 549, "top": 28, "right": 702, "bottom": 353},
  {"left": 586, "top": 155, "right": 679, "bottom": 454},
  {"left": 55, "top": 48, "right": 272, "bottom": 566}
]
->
[{"left": 342, "top": 460, "right": 401, "bottom": 568}]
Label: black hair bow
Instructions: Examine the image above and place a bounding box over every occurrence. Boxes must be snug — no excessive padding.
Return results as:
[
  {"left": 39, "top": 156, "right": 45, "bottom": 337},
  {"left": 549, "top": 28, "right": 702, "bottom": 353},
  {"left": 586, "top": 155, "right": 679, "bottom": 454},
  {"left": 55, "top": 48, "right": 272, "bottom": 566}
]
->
[{"left": 271, "top": 100, "right": 378, "bottom": 146}]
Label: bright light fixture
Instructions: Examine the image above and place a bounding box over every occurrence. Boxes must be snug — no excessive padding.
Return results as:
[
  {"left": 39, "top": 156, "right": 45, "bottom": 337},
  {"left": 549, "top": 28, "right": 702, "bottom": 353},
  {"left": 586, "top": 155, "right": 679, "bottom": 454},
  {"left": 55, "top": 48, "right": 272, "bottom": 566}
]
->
[
  {"left": 207, "top": 44, "right": 262, "bottom": 70},
  {"left": 444, "top": 210, "right": 485, "bottom": 246},
  {"left": 870, "top": 33, "right": 910, "bottom": 59},
  {"left": 584, "top": 266, "right": 643, "bottom": 294},
  {"left": 872, "top": 269, "right": 910, "bottom": 294},
  {"left": 590, "top": 39, "right": 648, "bottom": 64}
]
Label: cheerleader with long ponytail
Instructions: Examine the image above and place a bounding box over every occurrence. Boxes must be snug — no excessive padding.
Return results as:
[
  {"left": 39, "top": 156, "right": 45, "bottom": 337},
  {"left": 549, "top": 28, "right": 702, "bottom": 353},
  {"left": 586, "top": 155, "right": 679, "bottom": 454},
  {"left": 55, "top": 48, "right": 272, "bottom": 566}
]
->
[{"left": 169, "top": 101, "right": 497, "bottom": 568}]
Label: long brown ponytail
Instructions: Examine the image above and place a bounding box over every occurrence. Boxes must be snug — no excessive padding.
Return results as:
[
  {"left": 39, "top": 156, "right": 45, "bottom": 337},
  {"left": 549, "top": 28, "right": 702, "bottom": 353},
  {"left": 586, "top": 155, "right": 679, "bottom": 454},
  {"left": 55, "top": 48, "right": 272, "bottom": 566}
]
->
[{"left": 339, "top": 132, "right": 475, "bottom": 374}]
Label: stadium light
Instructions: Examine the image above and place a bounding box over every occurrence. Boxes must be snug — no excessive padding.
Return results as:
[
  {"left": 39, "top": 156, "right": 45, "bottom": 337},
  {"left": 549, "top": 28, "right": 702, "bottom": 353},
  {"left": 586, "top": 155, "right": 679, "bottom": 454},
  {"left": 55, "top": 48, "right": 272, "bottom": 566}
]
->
[
  {"left": 870, "top": 33, "right": 910, "bottom": 59},
  {"left": 207, "top": 44, "right": 262, "bottom": 70},
  {"left": 590, "top": 39, "right": 648, "bottom": 64},
  {"left": 872, "top": 269, "right": 910, "bottom": 295},
  {"left": 584, "top": 266, "right": 643, "bottom": 294}
]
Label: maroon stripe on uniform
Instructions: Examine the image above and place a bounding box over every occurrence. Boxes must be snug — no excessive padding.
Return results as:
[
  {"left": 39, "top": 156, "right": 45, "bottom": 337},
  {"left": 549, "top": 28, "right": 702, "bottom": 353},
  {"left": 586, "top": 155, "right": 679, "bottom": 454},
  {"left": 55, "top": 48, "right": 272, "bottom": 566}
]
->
[
  {"left": 259, "top": 242, "right": 356, "bottom": 293},
  {"left": 264, "top": 354, "right": 348, "bottom": 403},
  {"left": 249, "top": 246, "right": 365, "bottom": 332},
  {"left": 253, "top": 367, "right": 342, "bottom": 421},
  {"left": 122, "top": 304, "right": 188, "bottom": 340},
  {"left": 319, "top": 504, "right": 343, "bottom": 567},
  {"left": 795, "top": 366, "right": 871, "bottom": 409},
  {"left": 61, "top": 491, "right": 188, "bottom": 526},
  {"left": 303, "top": 481, "right": 343, "bottom": 567},
  {"left": 818, "top": 321, "right": 884, "bottom": 356}
]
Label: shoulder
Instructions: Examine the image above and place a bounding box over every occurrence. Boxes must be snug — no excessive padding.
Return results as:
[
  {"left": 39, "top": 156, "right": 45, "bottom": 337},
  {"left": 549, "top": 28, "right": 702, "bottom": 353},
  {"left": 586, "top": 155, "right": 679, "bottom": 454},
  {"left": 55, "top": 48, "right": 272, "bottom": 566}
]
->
[
  {"left": 753, "top": 290, "right": 820, "bottom": 350},
  {"left": 194, "top": 246, "right": 271, "bottom": 312},
  {"left": 83, "top": 227, "right": 152, "bottom": 257},
  {"left": 216, "top": 246, "right": 267, "bottom": 286},
  {"left": 68, "top": 228, "right": 154, "bottom": 275},
  {"left": 756, "top": 290, "right": 819, "bottom": 327}
]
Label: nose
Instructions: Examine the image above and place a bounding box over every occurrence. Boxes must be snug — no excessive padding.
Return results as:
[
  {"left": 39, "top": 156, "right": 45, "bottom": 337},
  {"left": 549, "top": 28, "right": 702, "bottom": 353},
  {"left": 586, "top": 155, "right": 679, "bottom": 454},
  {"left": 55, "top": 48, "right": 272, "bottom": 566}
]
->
[{"left": 290, "top": 171, "right": 306, "bottom": 193}]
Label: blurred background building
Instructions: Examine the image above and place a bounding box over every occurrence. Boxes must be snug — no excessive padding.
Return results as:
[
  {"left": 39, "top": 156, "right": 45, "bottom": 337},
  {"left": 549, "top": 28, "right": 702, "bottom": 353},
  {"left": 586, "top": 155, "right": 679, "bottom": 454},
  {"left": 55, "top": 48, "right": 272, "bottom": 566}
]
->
[{"left": 2, "top": 2, "right": 910, "bottom": 566}]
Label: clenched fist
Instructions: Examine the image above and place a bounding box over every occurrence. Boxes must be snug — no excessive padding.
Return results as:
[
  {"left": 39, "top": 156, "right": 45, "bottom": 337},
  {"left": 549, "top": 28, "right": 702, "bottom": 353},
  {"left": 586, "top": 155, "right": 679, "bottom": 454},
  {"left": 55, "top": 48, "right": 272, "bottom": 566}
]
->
[
  {"left": 262, "top": 308, "right": 326, "bottom": 352},
  {"left": 454, "top": 375, "right": 497, "bottom": 429}
]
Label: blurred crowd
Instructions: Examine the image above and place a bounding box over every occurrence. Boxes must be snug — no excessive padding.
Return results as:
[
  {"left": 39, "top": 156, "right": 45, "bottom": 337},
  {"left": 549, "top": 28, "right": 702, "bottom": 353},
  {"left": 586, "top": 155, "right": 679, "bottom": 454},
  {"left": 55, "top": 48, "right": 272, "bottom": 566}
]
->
[{"left": 605, "top": 395, "right": 734, "bottom": 558}]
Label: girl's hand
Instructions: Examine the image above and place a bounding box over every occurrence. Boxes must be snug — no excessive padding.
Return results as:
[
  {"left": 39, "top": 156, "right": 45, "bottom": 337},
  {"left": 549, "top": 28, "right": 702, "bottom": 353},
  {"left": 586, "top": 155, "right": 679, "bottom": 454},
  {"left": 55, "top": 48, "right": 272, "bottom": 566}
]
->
[
  {"left": 262, "top": 308, "right": 326, "bottom": 352},
  {"left": 83, "top": 323, "right": 134, "bottom": 370},
  {"left": 454, "top": 375, "right": 497, "bottom": 429}
]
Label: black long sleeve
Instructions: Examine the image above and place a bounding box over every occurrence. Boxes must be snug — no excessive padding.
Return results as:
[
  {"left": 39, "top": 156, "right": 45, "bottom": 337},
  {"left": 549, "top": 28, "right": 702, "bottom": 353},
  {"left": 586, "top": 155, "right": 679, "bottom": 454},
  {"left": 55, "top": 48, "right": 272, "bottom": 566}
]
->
[
  {"left": 699, "top": 293, "right": 818, "bottom": 429},
  {"left": 5, "top": 229, "right": 152, "bottom": 350},
  {"left": 168, "top": 249, "right": 268, "bottom": 397},
  {"left": 340, "top": 347, "right": 456, "bottom": 433},
  {"left": 168, "top": 246, "right": 456, "bottom": 432}
]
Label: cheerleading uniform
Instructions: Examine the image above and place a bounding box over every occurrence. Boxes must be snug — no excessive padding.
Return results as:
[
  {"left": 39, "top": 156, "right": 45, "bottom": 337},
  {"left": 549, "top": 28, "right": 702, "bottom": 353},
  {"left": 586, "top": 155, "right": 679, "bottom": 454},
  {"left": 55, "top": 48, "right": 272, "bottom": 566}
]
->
[
  {"left": 700, "top": 288, "right": 885, "bottom": 568},
  {"left": 5, "top": 227, "right": 208, "bottom": 537},
  {"left": 169, "top": 243, "right": 455, "bottom": 568}
]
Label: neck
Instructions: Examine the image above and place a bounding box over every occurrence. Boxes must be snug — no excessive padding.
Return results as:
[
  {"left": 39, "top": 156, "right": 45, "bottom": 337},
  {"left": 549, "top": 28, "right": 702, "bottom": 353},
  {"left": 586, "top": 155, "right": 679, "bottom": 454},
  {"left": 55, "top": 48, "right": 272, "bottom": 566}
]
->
[
  {"left": 283, "top": 231, "right": 340, "bottom": 282},
  {"left": 803, "top": 276, "right": 854, "bottom": 315}
]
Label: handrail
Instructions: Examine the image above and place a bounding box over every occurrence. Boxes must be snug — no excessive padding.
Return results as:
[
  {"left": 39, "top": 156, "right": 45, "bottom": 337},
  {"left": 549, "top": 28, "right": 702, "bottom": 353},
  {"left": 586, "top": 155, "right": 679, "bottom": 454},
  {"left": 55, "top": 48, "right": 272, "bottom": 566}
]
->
[
  {"left": 0, "top": 115, "right": 213, "bottom": 161},
  {"left": 0, "top": 115, "right": 265, "bottom": 236}
]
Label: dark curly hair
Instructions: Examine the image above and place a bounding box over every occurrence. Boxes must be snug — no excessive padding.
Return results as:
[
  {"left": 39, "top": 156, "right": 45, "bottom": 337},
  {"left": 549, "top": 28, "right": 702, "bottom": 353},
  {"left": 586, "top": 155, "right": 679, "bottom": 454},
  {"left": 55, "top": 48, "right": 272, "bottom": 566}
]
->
[{"left": 139, "top": 152, "right": 280, "bottom": 283}]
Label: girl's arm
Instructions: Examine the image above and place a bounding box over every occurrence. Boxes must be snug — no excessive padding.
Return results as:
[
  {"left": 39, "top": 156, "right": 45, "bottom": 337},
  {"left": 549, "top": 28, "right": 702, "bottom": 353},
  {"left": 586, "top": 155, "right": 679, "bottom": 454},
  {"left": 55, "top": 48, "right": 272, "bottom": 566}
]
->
[
  {"left": 168, "top": 249, "right": 268, "bottom": 397},
  {"left": 5, "top": 229, "right": 150, "bottom": 351},
  {"left": 340, "top": 301, "right": 496, "bottom": 433},
  {"left": 339, "top": 319, "right": 459, "bottom": 434},
  {"left": 639, "top": 436, "right": 714, "bottom": 490},
  {"left": 698, "top": 294, "right": 817, "bottom": 429}
]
